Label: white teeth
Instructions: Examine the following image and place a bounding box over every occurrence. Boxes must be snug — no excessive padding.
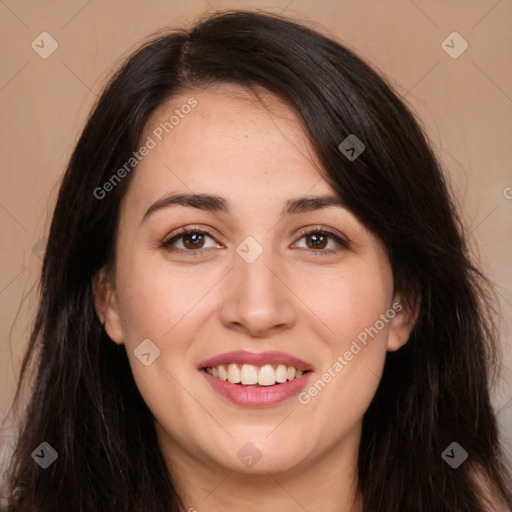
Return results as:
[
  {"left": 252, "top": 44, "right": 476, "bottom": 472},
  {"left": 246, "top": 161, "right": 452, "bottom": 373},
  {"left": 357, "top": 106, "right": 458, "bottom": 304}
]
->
[
  {"left": 241, "top": 364, "right": 258, "bottom": 385},
  {"left": 218, "top": 365, "right": 228, "bottom": 381},
  {"left": 275, "top": 364, "right": 288, "bottom": 383},
  {"left": 228, "top": 363, "right": 241, "bottom": 384},
  {"left": 206, "top": 363, "right": 308, "bottom": 386},
  {"left": 258, "top": 364, "right": 276, "bottom": 386}
]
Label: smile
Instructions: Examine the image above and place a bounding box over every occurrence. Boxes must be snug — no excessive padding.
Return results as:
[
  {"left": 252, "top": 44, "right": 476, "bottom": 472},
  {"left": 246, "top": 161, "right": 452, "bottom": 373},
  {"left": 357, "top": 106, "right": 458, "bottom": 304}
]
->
[
  {"left": 198, "top": 350, "right": 313, "bottom": 407},
  {"left": 204, "top": 363, "right": 307, "bottom": 386}
]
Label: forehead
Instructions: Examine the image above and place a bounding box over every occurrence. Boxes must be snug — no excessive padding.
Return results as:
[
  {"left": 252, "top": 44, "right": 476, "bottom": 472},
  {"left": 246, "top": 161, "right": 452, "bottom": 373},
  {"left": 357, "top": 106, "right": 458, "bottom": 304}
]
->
[
  {"left": 149, "top": 83, "right": 319, "bottom": 163},
  {"left": 122, "top": 83, "right": 336, "bottom": 218}
]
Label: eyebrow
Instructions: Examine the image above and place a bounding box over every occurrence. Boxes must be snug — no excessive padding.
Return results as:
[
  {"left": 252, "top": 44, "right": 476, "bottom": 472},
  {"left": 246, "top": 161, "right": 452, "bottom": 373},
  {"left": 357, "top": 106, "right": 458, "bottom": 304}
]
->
[{"left": 140, "top": 193, "right": 345, "bottom": 224}]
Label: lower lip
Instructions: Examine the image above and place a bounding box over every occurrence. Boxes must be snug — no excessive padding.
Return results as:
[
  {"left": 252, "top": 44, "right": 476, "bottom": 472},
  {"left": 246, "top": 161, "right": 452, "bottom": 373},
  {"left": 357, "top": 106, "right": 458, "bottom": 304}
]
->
[{"left": 201, "top": 370, "right": 312, "bottom": 407}]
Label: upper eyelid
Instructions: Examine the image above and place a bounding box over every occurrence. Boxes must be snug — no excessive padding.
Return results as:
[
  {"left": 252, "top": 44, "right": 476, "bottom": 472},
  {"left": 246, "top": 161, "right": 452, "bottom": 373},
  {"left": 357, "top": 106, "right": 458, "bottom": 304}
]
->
[
  {"left": 163, "top": 225, "right": 348, "bottom": 249},
  {"left": 162, "top": 226, "right": 222, "bottom": 249}
]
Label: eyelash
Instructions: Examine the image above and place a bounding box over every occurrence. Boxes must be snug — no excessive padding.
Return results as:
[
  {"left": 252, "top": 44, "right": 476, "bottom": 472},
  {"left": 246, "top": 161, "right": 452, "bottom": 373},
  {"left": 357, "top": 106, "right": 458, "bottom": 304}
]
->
[{"left": 160, "top": 225, "right": 349, "bottom": 257}]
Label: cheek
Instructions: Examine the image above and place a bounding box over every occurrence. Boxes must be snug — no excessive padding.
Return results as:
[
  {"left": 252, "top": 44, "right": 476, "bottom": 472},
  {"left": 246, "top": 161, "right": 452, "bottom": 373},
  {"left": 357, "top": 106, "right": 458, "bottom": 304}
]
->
[
  {"left": 115, "top": 256, "right": 218, "bottom": 342},
  {"left": 114, "top": 256, "right": 224, "bottom": 404},
  {"left": 309, "top": 261, "right": 392, "bottom": 347},
  {"left": 296, "top": 261, "right": 391, "bottom": 420},
  {"left": 114, "top": 259, "right": 205, "bottom": 424}
]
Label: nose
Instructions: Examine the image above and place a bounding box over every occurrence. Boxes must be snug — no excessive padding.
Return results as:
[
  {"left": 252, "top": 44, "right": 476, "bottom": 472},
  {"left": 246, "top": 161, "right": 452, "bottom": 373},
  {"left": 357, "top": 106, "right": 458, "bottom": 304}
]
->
[{"left": 219, "top": 244, "right": 297, "bottom": 338}]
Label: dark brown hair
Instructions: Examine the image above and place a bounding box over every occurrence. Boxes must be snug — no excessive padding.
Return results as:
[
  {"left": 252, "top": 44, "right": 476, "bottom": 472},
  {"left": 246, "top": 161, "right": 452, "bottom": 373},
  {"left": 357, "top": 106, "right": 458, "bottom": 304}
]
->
[{"left": 3, "top": 9, "right": 511, "bottom": 512}]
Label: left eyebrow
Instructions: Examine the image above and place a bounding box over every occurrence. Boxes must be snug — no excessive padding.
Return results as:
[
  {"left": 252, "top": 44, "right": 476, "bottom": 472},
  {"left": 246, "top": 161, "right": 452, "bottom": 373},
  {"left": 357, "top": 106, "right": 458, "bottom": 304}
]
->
[{"left": 140, "top": 192, "right": 346, "bottom": 224}]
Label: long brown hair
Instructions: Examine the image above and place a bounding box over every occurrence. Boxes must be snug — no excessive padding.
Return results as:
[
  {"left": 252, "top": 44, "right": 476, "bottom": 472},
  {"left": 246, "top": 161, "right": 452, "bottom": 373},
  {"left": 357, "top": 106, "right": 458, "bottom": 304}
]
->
[{"left": 3, "top": 9, "right": 511, "bottom": 511}]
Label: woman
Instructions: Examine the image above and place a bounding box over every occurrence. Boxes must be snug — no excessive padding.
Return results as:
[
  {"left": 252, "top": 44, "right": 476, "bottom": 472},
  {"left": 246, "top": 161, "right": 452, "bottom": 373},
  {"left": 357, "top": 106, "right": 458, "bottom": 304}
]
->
[{"left": 2, "top": 9, "right": 511, "bottom": 512}]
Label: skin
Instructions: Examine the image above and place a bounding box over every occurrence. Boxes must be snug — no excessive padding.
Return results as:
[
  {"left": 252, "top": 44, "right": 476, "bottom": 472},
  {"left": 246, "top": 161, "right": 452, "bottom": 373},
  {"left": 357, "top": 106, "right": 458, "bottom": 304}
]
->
[{"left": 94, "top": 83, "right": 417, "bottom": 511}]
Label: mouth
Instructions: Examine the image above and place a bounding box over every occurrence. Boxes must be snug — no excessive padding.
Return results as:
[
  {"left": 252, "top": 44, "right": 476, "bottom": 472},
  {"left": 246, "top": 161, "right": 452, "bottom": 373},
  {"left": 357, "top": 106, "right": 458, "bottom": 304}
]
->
[
  {"left": 198, "top": 351, "right": 313, "bottom": 407},
  {"left": 202, "top": 363, "right": 311, "bottom": 386}
]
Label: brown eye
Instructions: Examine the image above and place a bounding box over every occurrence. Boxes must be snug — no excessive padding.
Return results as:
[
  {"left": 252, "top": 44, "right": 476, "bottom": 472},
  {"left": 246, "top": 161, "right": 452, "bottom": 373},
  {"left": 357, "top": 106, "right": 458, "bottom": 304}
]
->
[
  {"left": 161, "top": 226, "right": 348, "bottom": 257},
  {"left": 305, "top": 232, "right": 329, "bottom": 249},
  {"left": 181, "top": 232, "right": 206, "bottom": 250},
  {"left": 161, "top": 228, "right": 218, "bottom": 253},
  {"left": 295, "top": 228, "right": 349, "bottom": 254}
]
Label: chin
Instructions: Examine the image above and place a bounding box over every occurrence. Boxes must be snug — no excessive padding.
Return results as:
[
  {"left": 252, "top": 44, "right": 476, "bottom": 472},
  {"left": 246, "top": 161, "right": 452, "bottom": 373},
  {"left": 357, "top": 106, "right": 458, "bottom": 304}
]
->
[
  {"left": 209, "top": 432, "right": 311, "bottom": 475},
  {"left": 227, "top": 453, "right": 305, "bottom": 476}
]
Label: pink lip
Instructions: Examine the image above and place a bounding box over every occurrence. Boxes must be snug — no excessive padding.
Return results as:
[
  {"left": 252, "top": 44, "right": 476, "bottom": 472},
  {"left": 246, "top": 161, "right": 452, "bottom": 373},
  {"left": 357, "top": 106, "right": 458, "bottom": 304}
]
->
[
  {"left": 198, "top": 350, "right": 313, "bottom": 408},
  {"left": 200, "top": 370, "right": 313, "bottom": 407},
  {"left": 198, "top": 350, "right": 313, "bottom": 371}
]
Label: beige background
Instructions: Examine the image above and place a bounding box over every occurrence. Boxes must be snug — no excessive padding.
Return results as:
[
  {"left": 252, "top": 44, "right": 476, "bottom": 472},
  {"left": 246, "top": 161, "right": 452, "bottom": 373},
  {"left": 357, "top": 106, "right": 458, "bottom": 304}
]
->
[{"left": 0, "top": 0, "right": 511, "bottom": 466}]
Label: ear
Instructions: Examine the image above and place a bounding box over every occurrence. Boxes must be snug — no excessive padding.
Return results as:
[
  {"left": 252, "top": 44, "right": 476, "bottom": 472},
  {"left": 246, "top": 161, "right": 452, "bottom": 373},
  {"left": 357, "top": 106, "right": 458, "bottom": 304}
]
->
[
  {"left": 386, "top": 294, "right": 420, "bottom": 352},
  {"left": 92, "top": 267, "right": 124, "bottom": 345}
]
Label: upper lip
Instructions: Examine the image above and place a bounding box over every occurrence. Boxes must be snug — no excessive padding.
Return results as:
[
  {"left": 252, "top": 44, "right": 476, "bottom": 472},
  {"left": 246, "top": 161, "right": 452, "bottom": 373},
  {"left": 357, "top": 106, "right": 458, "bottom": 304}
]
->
[{"left": 198, "top": 350, "right": 313, "bottom": 371}]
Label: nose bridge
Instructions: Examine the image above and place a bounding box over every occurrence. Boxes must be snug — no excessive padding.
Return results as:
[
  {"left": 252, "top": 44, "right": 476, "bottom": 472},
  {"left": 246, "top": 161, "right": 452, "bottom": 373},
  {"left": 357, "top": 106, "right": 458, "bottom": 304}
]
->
[
  {"left": 219, "top": 234, "right": 296, "bottom": 336},
  {"left": 236, "top": 234, "right": 283, "bottom": 303}
]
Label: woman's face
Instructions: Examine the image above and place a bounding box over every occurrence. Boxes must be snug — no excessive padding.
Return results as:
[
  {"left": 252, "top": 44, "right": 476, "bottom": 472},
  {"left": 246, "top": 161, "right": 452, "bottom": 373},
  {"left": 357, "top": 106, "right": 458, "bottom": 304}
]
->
[{"left": 96, "top": 83, "right": 414, "bottom": 477}]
